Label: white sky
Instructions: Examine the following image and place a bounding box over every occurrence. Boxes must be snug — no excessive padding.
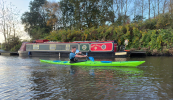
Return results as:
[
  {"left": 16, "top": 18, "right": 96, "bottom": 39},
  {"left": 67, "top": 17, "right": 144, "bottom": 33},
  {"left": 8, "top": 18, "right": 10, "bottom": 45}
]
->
[{"left": 0, "top": 0, "right": 60, "bottom": 43}]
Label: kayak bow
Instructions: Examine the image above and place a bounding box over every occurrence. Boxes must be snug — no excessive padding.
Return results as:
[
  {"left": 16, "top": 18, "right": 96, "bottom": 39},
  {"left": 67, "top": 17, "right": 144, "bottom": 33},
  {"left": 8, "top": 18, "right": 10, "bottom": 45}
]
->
[{"left": 40, "top": 59, "right": 145, "bottom": 67}]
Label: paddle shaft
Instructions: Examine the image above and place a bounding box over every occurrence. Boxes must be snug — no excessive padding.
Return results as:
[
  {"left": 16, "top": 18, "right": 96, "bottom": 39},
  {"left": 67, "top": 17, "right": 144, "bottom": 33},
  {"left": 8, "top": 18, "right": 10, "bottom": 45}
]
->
[
  {"left": 76, "top": 49, "right": 91, "bottom": 61},
  {"left": 81, "top": 52, "right": 88, "bottom": 60}
]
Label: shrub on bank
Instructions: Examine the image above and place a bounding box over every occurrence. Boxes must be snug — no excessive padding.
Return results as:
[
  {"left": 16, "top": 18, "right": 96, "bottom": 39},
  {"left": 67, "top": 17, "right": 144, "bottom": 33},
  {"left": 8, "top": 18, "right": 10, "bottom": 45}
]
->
[
  {"left": 2, "top": 36, "right": 22, "bottom": 52},
  {"left": 45, "top": 27, "right": 173, "bottom": 55},
  {"left": 44, "top": 13, "right": 173, "bottom": 55}
]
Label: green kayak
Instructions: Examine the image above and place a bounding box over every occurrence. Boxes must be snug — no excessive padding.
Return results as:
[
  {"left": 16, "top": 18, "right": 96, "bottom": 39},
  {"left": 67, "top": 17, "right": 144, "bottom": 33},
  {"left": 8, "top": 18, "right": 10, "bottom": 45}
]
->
[{"left": 40, "top": 59, "right": 145, "bottom": 67}]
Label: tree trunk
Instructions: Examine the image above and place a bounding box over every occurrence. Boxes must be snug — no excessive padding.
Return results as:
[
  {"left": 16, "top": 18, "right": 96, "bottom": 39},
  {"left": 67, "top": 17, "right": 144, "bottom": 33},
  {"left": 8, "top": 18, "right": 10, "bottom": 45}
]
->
[
  {"left": 163, "top": 0, "right": 166, "bottom": 14},
  {"left": 10, "top": 27, "right": 11, "bottom": 36},
  {"left": 142, "top": 0, "right": 144, "bottom": 17},
  {"left": 3, "top": 20, "right": 7, "bottom": 44},
  {"left": 125, "top": 0, "right": 127, "bottom": 16},
  {"left": 7, "top": 25, "right": 8, "bottom": 39},
  {"left": 121, "top": 0, "right": 123, "bottom": 14},
  {"left": 1, "top": 1, "right": 7, "bottom": 44},
  {"left": 134, "top": 0, "right": 136, "bottom": 17},
  {"left": 153, "top": 0, "right": 156, "bottom": 18},
  {"left": 117, "top": 0, "right": 120, "bottom": 17},
  {"left": 148, "top": 0, "right": 150, "bottom": 19},
  {"left": 158, "top": 0, "right": 159, "bottom": 15},
  {"left": 7, "top": 24, "right": 9, "bottom": 45},
  {"left": 170, "top": 0, "right": 172, "bottom": 14},
  {"left": 13, "top": 24, "right": 15, "bottom": 38}
]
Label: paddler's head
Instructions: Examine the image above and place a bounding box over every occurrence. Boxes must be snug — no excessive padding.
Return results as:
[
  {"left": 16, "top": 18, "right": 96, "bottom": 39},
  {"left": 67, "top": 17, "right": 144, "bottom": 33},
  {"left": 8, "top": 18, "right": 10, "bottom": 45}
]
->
[{"left": 71, "top": 46, "right": 76, "bottom": 53}]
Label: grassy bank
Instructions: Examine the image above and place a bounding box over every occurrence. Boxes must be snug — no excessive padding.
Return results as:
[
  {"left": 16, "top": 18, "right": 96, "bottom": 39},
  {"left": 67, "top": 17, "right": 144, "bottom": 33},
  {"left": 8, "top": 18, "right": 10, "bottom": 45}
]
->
[
  {"left": 43, "top": 13, "right": 173, "bottom": 56},
  {"left": 45, "top": 28, "right": 173, "bottom": 56}
]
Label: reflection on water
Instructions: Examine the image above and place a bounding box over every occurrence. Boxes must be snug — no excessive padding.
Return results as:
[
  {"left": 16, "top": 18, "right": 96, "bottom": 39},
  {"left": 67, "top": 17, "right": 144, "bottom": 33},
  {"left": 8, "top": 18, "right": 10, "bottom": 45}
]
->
[
  {"left": 114, "top": 58, "right": 127, "bottom": 61},
  {"left": 0, "top": 56, "right": 172, "bottom": 99}
]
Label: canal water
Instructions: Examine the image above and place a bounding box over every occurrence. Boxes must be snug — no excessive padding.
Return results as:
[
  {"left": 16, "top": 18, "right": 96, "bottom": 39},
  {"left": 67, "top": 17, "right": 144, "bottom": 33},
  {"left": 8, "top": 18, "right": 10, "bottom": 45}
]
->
[{"left": 0, "top": 56, "right": 172, "bottom": 100}]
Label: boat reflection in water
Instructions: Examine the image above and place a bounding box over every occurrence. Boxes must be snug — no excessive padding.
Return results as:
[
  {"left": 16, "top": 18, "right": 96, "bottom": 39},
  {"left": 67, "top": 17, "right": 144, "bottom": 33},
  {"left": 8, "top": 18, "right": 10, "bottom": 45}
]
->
[
  {"left": 68, "top": 65, "right": 144, "bottom": 99},
  {"left": 84, "top": 57, "right": 127, "bottom": 62},
  {"left": 69, "top": 65, "right": 144, "bottom": 78},
  {"left": 68, "top": 57, "right": 143, "bottom": 77}
]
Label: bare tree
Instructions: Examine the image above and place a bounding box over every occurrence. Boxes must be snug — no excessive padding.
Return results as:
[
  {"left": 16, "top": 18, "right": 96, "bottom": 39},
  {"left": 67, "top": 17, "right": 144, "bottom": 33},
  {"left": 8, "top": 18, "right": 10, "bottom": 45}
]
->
[
  {"left": 163, "top": 0, "right": 167, "bottom": 14},
  {"left": 120, "top": 0, "right": 124, "bottom": 14},
  {"left": 125, "top": 0, "right": 127, "bottom": 16},
  {"left": 137, "top": 0, "right": 147, "bottom": 18},
  {"left": 157, "top": 0, "right": 160, "bottom": 15},
  {"left": 169, "top": 0, "right": 173, "bottom": 14},
  {"left": 0, "top": 0, "right": 20, "bottom": 44},
  {"left": 0, "top": 0, "right": 7, "bottom": 43},
  {"left": 124, "top": 0, "right": 131, "bottom": 17},
  {"left": 148, "top": 0, "right": 150, "bottom": 19},
  {"left": 142, "top": 0, "right": 144, "bottom": 17},
  {"left": 113, "top": 0, "right": 120, "bottom": 19},
  {"left": 152, "top": 0, "right": 157, "bottom": 18},
  {"left": 134, "top": 0, "right": 136, "bottom": 17}
]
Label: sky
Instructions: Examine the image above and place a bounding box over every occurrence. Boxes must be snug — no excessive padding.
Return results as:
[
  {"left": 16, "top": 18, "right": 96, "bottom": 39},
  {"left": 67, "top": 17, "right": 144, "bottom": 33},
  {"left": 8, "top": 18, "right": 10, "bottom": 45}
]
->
[
  {"left": 6, "top": 0, "right": 60, "bottom": 17},
  {"left": 0, "top": 0, "right": 60, "bottom": 43}
]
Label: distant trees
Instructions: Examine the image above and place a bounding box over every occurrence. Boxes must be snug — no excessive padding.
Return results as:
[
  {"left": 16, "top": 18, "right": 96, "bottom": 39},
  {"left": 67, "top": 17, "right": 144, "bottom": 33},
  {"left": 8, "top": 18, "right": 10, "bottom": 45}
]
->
[
  {"left": 20, "top": 0, "right": 173, "bottom": 40},
  {"left": 59, "top": 0, "right": 74, "bottom": 30},
  {"left": 43, "top": 1, "right": 60, "bottom": 30},
  {"left": 21, "top": 0, "right": 115, "bottom": 31},
  {"left": 58, "top": 0, "right": 115, "bottom": 29}
]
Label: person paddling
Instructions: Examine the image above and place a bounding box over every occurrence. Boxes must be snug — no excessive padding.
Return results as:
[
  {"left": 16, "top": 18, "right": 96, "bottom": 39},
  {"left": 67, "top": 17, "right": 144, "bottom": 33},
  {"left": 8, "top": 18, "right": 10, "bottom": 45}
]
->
[{"left": 69, "top": 46, "right": 87, "bottom": 63}]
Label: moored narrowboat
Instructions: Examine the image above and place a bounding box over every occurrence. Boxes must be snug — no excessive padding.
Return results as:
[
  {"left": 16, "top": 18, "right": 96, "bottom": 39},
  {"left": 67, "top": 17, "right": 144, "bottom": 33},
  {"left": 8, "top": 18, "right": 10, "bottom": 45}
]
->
[{"left": 18, "top": 39, "right": 128, "bottom": 57}]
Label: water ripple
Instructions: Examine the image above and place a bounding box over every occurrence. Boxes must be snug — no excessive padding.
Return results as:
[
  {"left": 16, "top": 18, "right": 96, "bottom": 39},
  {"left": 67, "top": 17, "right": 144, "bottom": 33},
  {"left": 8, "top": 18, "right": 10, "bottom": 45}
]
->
[{"left": 0, "top": 56, "right": 173, "bottom": 99}]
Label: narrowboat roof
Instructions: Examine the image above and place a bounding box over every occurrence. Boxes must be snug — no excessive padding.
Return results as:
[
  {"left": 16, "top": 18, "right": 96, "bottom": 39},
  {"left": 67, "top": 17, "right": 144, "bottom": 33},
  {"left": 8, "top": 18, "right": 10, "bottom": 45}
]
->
[{"left": 26, "top": 40, "right": 116, "bottom": 44}]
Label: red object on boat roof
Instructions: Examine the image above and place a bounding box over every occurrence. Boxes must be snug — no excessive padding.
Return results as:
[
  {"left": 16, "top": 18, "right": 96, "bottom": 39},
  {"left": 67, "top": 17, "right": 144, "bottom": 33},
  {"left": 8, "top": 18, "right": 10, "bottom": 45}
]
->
[{"left": 35, "top": 39, "right": 49, "bottom": 43}]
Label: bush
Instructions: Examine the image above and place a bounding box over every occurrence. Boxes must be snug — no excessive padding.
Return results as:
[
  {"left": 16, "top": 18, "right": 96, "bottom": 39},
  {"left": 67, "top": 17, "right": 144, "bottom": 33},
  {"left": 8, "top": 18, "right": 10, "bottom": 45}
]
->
[
  {"left": 10, "top": 43, "right": 22, "bottom": 52},
  {"left": 43, "top": 13, "right": 173, "bottom": 53},
  {"left": 2, "top": 36, "right": 22, "bottom": 52}
]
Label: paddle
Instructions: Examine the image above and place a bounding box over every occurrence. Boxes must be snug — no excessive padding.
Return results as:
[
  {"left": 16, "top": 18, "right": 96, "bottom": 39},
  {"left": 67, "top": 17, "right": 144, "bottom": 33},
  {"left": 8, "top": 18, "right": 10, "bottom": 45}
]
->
[
  {"left": 53, "top": 49, "right": 94, "bottom": 63},
  {"left": 75, "top": 49, "right": 80, "bottom": 54},
  {"left": 77, "top": 50, "right": 111, "bottom": 63},
  {"left": 86, "top": 52, "right": 88, "bottom": 61},
  {"left": 76, "top": 49, "right": 94, "bottom": 62},
  {"left": 84, "top": 51, "right": 111, "bottom": 63},
  {"left": 88, "top": 57, "right": 94, "bottom": 62},
  {"left": 85, "top": 52, "right": 94, "bottom": 62}
]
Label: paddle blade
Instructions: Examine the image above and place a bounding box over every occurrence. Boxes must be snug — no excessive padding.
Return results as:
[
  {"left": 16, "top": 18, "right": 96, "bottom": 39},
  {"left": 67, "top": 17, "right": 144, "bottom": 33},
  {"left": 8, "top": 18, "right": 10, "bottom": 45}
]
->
[
  {"left": 88, "top": 57, "right": 94, "bottom": 62},
  {"left": 75, "top": 49, "right": 80, "bottom": 54}
]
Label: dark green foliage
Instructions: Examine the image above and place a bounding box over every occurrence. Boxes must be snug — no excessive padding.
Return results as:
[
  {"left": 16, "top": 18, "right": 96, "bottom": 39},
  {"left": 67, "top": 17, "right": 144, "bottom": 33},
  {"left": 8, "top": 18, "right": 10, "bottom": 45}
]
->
[
  {"left": 114, "top": 14, "right": 130, "bottom": 26},
  {"left": 2, "top": 36, "right": 22, "bottom": 52},
  {"left": 132, "top": 15, "right": 145, "bottom": 23},
  {"left": 58, "top": 0, "right": 115, "bottom": 29},
  {"left": 59, "top": 0, "right": 74, "bottom": 29},
  {"left": 21, "top": 0, "right": 52, "bottom": 39}
]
